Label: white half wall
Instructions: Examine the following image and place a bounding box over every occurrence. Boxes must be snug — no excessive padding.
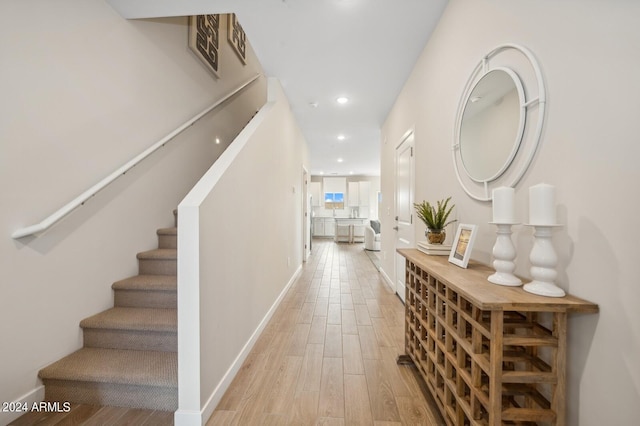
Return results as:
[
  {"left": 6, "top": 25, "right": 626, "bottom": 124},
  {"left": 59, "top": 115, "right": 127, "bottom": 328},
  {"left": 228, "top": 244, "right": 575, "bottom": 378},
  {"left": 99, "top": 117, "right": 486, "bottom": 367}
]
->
[
  {"left": 380, "top": 1, "right": 640, "bottom": 425},
  {"left": 176, "top": 78, "right": 309, "bottom": 425}
]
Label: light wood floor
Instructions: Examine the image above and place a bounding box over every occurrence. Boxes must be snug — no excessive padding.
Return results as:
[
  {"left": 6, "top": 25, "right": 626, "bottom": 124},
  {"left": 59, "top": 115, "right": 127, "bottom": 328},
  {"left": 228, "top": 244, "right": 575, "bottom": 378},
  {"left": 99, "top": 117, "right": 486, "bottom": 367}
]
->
[
  {"left": 209, "top": 239, "right": 444, "bottom": 425},
  {"left": 9, "top": 404, "right": 174, "bottom": 425},
  {"left": 10, "top": 239, "right": 443, "bottom": 425}
]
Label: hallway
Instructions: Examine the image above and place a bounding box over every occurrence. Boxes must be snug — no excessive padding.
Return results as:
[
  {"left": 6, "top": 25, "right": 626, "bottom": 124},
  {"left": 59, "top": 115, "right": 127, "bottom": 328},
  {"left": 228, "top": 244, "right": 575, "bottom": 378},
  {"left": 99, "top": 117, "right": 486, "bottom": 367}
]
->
[{"left": 209, "top": 239, "right": 443, "bottom": 425}]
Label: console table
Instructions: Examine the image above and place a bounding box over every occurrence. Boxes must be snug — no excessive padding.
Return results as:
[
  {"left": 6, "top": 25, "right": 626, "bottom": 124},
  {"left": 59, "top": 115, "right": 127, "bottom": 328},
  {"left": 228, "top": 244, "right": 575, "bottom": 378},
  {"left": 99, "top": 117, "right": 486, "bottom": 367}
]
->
[{"left": 397, "top": 249, "right": 598, "bottom": 426}]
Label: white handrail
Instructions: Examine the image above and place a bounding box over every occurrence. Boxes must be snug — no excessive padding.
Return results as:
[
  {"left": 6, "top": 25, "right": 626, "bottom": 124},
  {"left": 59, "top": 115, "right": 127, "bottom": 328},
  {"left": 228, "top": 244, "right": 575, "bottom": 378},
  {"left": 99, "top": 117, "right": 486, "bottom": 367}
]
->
[{"left": 12, "top": 74, "right": 262, "bottom": 239}]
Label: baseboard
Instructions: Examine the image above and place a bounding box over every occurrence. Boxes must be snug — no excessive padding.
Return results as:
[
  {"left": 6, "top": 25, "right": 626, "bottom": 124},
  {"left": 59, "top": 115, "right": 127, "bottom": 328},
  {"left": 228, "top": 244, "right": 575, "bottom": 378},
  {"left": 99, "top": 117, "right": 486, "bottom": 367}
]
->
[
  {"left": 0, "top": 385, "right": 44, "bottom": 426},
  {"left": 379, "top": 266, "right": 395, "bottom": 292},
  {"left": 179, "top": 264, "right": 302, "bottom": 426}
]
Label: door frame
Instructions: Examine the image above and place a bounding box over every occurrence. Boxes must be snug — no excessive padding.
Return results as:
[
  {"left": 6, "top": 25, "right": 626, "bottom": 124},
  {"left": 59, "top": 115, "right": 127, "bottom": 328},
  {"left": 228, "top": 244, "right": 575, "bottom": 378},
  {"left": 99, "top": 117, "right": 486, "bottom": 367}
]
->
[
  {"left": 302, "top": 166, "right": 311, "bottom": 262},
  {"left": 394, "top": 128, "right": 416, "bottom": 301}
]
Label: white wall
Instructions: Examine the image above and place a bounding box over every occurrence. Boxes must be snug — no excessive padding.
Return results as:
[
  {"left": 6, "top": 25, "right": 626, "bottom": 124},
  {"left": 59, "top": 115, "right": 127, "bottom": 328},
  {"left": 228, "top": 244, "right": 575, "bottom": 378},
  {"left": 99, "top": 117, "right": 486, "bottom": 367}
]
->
[
  {"left": 380, "top": 0, "right": 640, "bottom": 424},
  {"left": 0, "top": 1, "right": 265, "bottom": 421},
  {"left": 176, "top": 79, "right": 309, "bottom": 424}
]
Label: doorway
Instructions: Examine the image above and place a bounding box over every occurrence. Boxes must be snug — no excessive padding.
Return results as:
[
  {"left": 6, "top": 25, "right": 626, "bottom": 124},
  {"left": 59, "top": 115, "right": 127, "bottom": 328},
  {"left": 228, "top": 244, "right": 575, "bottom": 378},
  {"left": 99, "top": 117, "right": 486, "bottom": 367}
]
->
[
  {"left": 394, "top": 130, "right": 415, "bottom": 302},
  {"left": 302, "top": 167, "right": 311, "bottom": 262}
]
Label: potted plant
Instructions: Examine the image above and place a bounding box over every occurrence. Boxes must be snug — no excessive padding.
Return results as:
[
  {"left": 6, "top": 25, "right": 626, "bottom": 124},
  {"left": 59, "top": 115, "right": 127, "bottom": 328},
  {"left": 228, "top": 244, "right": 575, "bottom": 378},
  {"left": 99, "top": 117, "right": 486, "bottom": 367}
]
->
[{"left": 414, "top": 197, "right": 457, "bottom": 244}]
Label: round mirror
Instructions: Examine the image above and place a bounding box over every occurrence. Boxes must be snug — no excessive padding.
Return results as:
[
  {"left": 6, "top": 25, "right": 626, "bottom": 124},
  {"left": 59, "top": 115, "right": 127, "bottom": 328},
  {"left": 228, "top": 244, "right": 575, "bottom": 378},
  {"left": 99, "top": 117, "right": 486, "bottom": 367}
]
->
[
  {"left": 459, "top": 68, "right": 525, "bottom": 182},
  {"left": 452, "top": 44, "right": 546, "bottom": 201}
]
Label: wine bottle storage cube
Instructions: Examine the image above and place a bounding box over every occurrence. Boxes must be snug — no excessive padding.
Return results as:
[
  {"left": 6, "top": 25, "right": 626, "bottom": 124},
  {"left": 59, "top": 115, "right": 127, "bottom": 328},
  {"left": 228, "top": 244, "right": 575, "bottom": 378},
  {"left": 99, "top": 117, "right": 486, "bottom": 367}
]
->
[{"left": 398, "top": 249, "right": 598, "bottom": 426}]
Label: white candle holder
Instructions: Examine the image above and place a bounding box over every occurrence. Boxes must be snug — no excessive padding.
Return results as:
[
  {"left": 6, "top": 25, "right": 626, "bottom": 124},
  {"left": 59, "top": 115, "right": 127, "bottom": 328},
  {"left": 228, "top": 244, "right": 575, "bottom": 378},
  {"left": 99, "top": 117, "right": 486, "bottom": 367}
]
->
[
  {"left": 523, "top": 224, "right": 565, "bottom": 297},
  {"left": 488, "top": 223, "right": 522, "bottom": 286}
]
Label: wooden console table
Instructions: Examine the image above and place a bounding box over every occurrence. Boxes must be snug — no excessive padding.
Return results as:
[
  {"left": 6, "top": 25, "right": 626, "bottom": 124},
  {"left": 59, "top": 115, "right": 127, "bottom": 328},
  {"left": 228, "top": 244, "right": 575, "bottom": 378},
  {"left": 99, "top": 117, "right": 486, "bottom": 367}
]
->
[{"left": 397, "top": 249, "right": 598, "bottom": 426}]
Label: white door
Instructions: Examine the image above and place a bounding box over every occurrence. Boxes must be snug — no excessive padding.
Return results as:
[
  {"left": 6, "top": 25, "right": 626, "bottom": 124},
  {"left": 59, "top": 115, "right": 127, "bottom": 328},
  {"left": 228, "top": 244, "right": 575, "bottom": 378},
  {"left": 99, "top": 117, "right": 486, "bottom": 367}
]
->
[
  {"left": 394, "top": 131, "right": 415, "bottom": 302},
  {"left": 303, "top": 169, "right": 310, "bottom": 261}
]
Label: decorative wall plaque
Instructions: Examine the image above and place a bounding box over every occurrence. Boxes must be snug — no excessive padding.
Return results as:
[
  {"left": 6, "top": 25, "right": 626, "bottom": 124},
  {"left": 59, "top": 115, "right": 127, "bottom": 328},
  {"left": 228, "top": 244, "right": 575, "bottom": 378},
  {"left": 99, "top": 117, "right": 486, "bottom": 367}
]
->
[
  {"left": 189, "top": 14, "right": 220, "bottom": 77},
  {"left": 227, "top": 13, "right": 247, "bottom": 65}
]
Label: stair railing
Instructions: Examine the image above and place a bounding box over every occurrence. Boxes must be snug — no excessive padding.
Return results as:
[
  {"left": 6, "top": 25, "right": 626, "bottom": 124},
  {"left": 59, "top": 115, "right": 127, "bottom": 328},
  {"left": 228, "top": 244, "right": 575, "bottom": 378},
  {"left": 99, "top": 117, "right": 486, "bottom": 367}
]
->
[{"left": 12, "top": 74, "right": 262, "bottom": 239}]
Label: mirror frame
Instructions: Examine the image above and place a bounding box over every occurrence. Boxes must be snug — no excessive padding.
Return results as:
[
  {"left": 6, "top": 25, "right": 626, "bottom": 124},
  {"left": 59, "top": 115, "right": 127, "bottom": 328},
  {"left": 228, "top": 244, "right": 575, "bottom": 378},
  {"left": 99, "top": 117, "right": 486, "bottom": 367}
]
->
[{"left": 453, "top": 44, "right": 546, "bottom": 201}]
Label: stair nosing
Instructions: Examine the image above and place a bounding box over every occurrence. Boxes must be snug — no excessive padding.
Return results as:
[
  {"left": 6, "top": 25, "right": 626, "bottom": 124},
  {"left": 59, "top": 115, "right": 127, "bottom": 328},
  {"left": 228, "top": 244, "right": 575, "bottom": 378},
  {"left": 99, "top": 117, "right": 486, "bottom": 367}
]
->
[
  {"left": 157, "top": 227, "right": 177, "bottom": 235},
  {"left": 136, "top": 249, "right": 177, "bottom": 260},
  {"left": 80, "top": 307, "right": 176, "bottom": 332},
  {"left": 38, "top": 348, "right": 177, "bottom": 387},
  {"left": 112, "top": 275, "right": 177, "bottom": 291}
]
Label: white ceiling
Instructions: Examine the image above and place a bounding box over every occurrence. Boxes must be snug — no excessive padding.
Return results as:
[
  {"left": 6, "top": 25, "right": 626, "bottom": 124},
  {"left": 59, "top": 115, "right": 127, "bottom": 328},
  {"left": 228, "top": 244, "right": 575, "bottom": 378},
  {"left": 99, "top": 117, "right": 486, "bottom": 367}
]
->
[{"left": 107, "top": 0, "right": 449, "bottom": 176}]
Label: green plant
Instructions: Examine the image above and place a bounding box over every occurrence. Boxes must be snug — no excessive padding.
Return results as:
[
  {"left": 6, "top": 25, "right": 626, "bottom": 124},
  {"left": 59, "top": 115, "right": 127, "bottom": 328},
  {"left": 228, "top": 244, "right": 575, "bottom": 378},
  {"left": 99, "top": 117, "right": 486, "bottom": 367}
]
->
[{"left": 414, "top": 197, "right": 457, "bottom": 231}]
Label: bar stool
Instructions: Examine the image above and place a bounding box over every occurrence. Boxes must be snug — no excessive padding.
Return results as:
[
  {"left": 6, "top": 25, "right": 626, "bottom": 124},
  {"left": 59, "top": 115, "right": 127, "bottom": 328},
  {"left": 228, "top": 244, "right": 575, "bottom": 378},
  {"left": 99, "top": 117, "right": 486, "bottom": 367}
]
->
[
  {"left": 352, "top": 224, "right": 365, "bottom": 243},
  {"left": 335, "top": 223, "right": 351, "bottom": 243}
]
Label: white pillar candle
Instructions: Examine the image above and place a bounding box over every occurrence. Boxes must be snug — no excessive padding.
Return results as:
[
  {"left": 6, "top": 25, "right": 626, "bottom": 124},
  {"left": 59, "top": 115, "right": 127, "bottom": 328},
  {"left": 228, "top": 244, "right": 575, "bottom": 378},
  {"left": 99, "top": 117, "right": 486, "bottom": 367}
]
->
[
  {"left": 529, "top": 183, "right": 556, "bottom": 225},
  {"left": 492, "top": 186, "right": 516, "bottom": 223}
]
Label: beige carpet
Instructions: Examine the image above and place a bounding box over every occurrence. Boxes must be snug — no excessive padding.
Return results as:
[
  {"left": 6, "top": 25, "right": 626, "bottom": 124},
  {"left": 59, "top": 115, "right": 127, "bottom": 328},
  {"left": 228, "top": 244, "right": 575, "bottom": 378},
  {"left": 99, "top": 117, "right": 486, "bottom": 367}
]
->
[{"left": 38, "top": 213, "right": 179, "bottom": 411}]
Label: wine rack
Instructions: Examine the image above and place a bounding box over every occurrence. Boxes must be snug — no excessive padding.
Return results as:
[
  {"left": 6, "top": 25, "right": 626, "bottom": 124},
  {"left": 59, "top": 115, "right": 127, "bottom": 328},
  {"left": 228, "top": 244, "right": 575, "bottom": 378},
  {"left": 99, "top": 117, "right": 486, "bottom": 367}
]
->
[{"left": 398, "top": 249, "right": 598, "bottom": 426}]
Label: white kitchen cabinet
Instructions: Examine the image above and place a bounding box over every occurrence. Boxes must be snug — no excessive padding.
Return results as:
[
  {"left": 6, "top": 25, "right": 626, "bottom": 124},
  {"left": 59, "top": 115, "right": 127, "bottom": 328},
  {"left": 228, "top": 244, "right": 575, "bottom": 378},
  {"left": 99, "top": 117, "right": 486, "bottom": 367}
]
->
[
  {"left": 313, "top": 218, "right": 324, "bottom": 236},
  {"left": 312, "top": 217, "right": 335, "bottom": 237},
  {"left": 348, "top": 182, "right": 359, "bottom": 207},
  {"left": 348, "top": 181, "right": 371, "bottom": 207},
  {"left": 358, "top": 181, "right": 370, "bottom": 206},
  {"left": 324, "top": 219, "right": 335, "bottom": 236}
]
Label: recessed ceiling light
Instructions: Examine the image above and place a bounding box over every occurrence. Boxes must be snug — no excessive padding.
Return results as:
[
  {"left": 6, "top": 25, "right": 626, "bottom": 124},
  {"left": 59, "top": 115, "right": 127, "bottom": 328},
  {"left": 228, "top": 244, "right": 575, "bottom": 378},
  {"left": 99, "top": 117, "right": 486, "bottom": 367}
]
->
[
  {"left": 349, "top": 171, "right": 354, "bottom": 175},
  {"left": 215, "top": 138, "right": 221, "bottom": 144},
  {"left": 471, "top": 96, "right": 482, "bottom": 103},
  {"left": 337, "top": 134, "right": 345, "bottom": 141},
  {"left": 319, "top": 171, "right": 324, "bottom": 175},
  {"left": 309, "top": 101, "right": 319, "bottom": 108},
  {"left": 337, "top": 158, "right": 344, "bottom": 163},
  {"left": 336, "top": 97, "right": 349, "bottom": 104}
]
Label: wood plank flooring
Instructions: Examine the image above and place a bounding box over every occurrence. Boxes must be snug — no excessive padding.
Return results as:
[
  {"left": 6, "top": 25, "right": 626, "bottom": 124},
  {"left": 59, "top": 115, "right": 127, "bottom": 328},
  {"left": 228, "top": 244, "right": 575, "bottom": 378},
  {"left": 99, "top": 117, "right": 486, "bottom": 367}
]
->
[
  {"left": 8, "top": 403, "right": 173, "bottom": 426},
  {"left": 9, "top": 239, "right": 443, "bottom": 425},
  {"left": 209, "top": 239, "right": 444, "bottom": 425}
]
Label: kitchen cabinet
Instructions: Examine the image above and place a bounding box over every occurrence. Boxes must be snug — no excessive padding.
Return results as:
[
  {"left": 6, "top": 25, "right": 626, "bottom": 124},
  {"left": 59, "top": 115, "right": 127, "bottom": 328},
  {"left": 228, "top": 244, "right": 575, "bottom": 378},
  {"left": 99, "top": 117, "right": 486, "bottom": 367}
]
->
[
  {"left": 312, "top": 217, "right": 335, "bottom": 237},
  {"left": 348, "top": 181, "right": 371, "bottom": 207},
  {"left": 358, "top": 181, "right": 370, "bottom": 206},
  {"left": 348, "top": 182, "right": 359, "bottom": 207}
]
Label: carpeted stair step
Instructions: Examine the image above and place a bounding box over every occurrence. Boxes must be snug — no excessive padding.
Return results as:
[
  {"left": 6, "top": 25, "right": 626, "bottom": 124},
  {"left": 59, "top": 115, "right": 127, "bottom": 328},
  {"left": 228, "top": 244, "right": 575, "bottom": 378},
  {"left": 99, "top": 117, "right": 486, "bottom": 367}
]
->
[
  {"left": 38, "top": 347, "right": 177, "bottom": 411},
  {"left": 112, "top": 275, "right": 176, "bottom": 309},
  {"left": 137, "top": 249, "right": 176, "bottom": 275},
  {"left": 157, "top": 227, "right": 177, "bottom": 249},
  {"left": 80, "top": 307, "right": 177, "bottom": 352}
]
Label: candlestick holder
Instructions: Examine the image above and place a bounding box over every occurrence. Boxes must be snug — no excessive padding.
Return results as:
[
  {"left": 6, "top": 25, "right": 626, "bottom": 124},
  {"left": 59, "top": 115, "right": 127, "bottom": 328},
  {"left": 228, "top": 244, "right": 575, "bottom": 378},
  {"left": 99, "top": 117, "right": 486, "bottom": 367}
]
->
[
  {"left": 523, "top": 224, "right": 565, "bottom": 297},
  {"left": 488, "top": 223, "right": 522, "bottom": 286}
]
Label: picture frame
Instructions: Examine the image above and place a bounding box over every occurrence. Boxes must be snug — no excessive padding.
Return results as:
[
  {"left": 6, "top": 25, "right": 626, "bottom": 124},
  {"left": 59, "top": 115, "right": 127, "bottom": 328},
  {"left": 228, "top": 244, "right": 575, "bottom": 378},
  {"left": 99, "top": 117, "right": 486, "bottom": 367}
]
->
[
  {"left": 188, "top": 14, "right": 221, "bottom": 78},
  {"left": 227, "top": 13, "right": 247, "bottom": 64},
  {"left": 448, "top": 224, "right": 478, "bottom": 268}
]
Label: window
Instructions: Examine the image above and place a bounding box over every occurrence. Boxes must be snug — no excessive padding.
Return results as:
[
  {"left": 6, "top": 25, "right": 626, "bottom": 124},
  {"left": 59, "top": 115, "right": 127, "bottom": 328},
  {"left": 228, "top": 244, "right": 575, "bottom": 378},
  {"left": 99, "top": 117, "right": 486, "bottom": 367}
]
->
[{"left": 324, "top": 192, "right": 344, "bottom": 209}]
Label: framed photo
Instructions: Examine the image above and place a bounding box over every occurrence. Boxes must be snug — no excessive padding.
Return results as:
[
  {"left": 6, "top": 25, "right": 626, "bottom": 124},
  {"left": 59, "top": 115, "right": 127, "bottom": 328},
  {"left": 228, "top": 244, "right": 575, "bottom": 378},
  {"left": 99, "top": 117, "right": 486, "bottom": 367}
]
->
[
  {"left": 189, "top": 14, "right": 220, "bottom": 78},
  {"left": 227, "top": 13, "right": 247, "bottom": 64},
  {"left": 448, "top": 224, "right": 478, "bottom": 268}
]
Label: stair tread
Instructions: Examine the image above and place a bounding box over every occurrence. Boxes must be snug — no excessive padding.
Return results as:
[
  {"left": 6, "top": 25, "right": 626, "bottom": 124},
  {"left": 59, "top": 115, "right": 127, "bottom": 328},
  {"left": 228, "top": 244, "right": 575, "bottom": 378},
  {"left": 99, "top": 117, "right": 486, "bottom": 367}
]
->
[
  {"left": 38, "top": 348, "right": 177, "bottom": 387},
  {"left": 136, "top": 249, "right": 177, "bottom": 260},
  {"left": 80, "top": 307, "right": 176, "bottom": 332},
  {"left": 157, "top": 227, "right": 177, "bottom": 236},
  {"left": 112, "top": 275, "right": 176, "bottom": 291}
]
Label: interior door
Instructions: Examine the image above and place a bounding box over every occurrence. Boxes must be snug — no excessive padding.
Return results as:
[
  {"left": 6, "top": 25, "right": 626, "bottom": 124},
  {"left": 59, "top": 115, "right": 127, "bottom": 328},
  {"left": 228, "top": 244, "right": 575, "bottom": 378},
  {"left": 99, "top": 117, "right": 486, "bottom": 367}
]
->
[
  {"left": 394, "top": 131, "right": 415, "bottom": 302},
  {"left": 302, "top": 168, "right": 310, "bottom": 262}
]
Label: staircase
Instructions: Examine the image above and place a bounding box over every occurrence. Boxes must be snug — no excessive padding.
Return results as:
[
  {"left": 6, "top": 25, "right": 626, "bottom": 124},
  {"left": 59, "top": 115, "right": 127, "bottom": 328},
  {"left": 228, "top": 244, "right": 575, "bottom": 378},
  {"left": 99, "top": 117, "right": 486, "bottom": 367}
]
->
[{"left": 38, "top": 214, "right": 179, "bottom": 411}]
